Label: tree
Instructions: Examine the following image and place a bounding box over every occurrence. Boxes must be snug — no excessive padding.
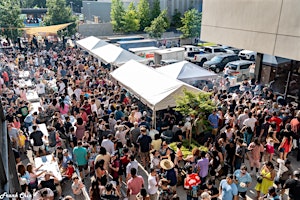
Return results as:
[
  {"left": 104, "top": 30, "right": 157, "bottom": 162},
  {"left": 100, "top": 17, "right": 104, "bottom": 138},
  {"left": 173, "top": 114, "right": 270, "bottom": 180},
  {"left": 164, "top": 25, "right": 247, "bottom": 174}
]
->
[
  {"left": 20, "top": 0, "right": 46, "bottom": 8},
  {"left": 175, "top": 90, "right": 215, "bottom": 117},
  {"left": 175, "top": 90, "right": 216, "bottom": 148},
  {"left": 145, "top": 9, "right": 169, "bottom": 39},
  {"left": 137, "top": 0, "right": 151, "bottom": 31},
  {"left": 151, "top": 0, "right": 160, "bottom": 20},
  {"left": 121, "top": 2, "right": 139, "bottom": 33},
  {"left": 171, "top": 9, "right": 182, "bottom": 28},
  {"left": 111, "top": 0, "right": 125, "bottom": 32},
  {"left": 0, "top": 0, "right": 24, "bottom": 40},
  {"left": 43, "top": 0, "right": 77, "bottom": 36},
  {"left": 178, "top": 8, "right": 201, "bottom": 39}
]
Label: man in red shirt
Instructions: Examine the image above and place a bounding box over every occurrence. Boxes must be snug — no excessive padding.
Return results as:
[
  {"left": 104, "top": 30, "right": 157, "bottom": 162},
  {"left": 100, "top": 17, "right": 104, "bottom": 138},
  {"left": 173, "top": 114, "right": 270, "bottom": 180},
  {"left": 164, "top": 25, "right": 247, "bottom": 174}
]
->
[
  {"left": 269, "top": 112, "right": 282, "bottom": 133},
  {"left": 2, "top": 71, "right": 9, "bottom": 86},
  {"left": 127, "top": 168, "right": 144, "bottom": 200},
  {"left": 62, "top": 161, "right": 75, "bottom": 183}
]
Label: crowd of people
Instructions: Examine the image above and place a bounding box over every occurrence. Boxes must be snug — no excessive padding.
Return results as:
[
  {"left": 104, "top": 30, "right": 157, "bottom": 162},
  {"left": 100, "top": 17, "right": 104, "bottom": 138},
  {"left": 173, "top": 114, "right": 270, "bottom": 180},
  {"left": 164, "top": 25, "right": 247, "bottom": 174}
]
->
[{"left": 1, "top": 36, "right": 300, "bottom": 200}]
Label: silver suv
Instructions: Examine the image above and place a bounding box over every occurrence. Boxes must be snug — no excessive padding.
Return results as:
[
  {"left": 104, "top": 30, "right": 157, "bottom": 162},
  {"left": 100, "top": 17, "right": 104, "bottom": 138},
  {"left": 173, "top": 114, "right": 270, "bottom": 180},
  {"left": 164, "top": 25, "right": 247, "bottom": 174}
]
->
[{"left": 224, "top": 60, "right": 254, "bottom": 80}]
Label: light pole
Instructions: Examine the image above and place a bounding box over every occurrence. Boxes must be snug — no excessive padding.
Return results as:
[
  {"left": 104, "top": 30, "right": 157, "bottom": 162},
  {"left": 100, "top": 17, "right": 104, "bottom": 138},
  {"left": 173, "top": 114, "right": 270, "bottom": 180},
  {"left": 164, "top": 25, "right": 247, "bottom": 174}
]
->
[
  {"left": 70, "top": 1, "right": 73, "bottom": 14},
  {"left": 87, "top": 2, "right": 91, "bottom": 22}
]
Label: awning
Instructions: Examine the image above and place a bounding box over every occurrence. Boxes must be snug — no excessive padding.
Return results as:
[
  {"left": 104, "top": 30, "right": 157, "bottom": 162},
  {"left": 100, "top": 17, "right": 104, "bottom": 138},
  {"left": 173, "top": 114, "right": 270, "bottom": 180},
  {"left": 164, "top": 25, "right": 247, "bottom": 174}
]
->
[{"left": 21, "top": 22, "right": 73, "bottom": 35}]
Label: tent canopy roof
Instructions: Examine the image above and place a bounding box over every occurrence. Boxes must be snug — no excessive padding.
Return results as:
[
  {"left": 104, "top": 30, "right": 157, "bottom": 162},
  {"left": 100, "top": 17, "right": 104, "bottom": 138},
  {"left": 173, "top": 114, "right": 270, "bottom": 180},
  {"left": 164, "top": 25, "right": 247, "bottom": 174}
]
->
[
  {"left": 91, "top": 44, "right": 146, "bottom": 66},
  {"left": 156, "top": 61, "right": 218, "bottom": 81},
  {"left": 21, "top": 22, "right": 73, "bottom": 35},
  {"left": 110, "top": 60, "right": 201, "bottom": 111},
  {"left": 76, "top": 36, "right": 109, "bottom": 51}
]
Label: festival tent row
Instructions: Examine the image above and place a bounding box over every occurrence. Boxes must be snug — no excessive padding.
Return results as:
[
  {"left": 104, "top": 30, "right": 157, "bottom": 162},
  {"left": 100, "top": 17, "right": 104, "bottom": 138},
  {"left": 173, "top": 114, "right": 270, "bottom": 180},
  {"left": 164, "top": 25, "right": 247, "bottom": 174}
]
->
[
  {"left": 76, "top": 36, "right": 146, "bottom": 67},
  {"left": 110, "top": 60, "right": 202, "bottom": 126},
  {"left": 155, "top": 61, "right": 218, "bottom": 82}
]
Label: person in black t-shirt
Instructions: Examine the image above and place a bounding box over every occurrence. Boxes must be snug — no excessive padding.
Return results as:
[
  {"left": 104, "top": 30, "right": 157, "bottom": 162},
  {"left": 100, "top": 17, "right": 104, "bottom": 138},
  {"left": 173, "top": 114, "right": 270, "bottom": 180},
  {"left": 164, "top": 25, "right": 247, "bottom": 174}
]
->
[
  {"left": 137, "top": 126, "right": 152, "bottom": 169},
  {"left": 30, "top": 125, "right": 46, "bottom": 156},
  {"left": 283, "top": 171, "right": 300, "bottom": 200},
  {"left": 200, "top": 179, "right": 219, "bottom": 200},
  {"left": 40, "top": 172, "right": 61, "bottom": 197}
]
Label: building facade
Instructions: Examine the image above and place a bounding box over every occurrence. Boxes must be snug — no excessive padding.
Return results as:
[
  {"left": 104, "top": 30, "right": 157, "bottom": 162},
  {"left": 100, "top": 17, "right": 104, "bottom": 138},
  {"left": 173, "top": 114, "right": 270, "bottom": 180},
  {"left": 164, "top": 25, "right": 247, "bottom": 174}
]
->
[{"left": 201, "top": 0, "right": 300, "bottom": 102}]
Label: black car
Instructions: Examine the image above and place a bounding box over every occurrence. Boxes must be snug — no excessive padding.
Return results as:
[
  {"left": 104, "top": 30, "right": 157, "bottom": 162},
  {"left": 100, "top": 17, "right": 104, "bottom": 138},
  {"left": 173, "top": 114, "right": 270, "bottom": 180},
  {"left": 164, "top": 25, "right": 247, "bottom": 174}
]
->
[{"left": 202, "top": 54, "right": 240, "bottom": 73}]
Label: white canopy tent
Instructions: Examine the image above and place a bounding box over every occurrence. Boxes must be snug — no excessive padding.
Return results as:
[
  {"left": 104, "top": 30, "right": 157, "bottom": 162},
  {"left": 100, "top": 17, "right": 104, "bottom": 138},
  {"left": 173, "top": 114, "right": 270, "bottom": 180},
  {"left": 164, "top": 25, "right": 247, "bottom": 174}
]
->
[
  {"left": 90, "top": 44, "right": 146, "bottom": 67},
  {"left": 76, "top": 36, "right": 108, "bottom": 51},
  {"left": 110, "top": 60, "right": 202, "bottom": 126},
  {"left": 155, "top": 61, "right": 218, "bottom": 82}
]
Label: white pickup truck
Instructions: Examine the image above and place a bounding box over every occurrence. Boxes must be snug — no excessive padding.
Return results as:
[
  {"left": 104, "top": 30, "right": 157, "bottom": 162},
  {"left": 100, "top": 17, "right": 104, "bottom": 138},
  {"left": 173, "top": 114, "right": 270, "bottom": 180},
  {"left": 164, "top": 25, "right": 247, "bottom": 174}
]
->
[{"left": 191, "top": 46, "right": 227, "bottom": 66}]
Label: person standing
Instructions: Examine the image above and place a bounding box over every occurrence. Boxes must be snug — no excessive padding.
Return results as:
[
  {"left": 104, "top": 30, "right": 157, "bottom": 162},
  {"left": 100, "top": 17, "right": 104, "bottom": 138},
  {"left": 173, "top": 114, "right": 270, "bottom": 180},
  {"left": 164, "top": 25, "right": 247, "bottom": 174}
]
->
[
  {"left": 283, "top": 170, "right": 300, "bottom": 200},
  {"left": 184, "top": 165, "right": 201, "bottom": 200},
  {"left": 148, "top": 168, "right": 159, "bottom": 200},
  {"left": 197, "top": 151, "right": 209, "bottom": 184},
  {"left": 73, "top": 141, "right": 89, "bottom": 179},
  {"left": 160, "top": 159, "right": 177, "bottom": 193},
  {"left": 208, "top": 109, "right": 219, "bottom": 136},
  {"left": 233, "top": 165, "right": 252, "bottom": 200},
  {"left": 219, "top": 174, "right": 238, "bottom": 200},
  {"left": 255, "top": 162, "right": 276, "bottom": 199},
  {"left": 248, "top": 138, "right": 264, "bottom": 175},
  {"left": 127, "top": 168, "right": 144, "bottom": 200},
  {"left": 137, "top": 126, "right": 152, "bottom": 169},
  {"left": 30, "top": 125, "right": 46, "bottom": 157}
]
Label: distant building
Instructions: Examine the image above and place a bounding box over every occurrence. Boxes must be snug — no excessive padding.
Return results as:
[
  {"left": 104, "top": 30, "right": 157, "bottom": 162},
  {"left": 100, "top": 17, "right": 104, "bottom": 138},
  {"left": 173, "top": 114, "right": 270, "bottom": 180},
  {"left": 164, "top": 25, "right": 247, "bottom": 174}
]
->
[
  {"left": 82, "top": 0, "right": 203, "bottom": 23},
  {"left": 82, "top": 0, "right": 140, "bottom": 23},
  {"left": 149, "top": 0, "right": 203, "bottom": 18}
]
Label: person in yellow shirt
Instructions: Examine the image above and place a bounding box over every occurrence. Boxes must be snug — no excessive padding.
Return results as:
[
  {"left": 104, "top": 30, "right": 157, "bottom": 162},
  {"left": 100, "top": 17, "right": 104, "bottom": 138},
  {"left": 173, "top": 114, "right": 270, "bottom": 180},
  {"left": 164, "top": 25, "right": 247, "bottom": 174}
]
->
[{"left": 18, "top": 130, "right": 27, "bottom": 154}]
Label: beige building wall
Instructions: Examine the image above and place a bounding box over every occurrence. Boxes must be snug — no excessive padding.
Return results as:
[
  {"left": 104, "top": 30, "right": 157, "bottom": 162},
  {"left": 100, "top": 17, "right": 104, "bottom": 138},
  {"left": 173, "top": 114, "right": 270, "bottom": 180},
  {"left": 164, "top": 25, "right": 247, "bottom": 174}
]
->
[{"left": 201, "top": 0, "right": 300, "bottom": 61}]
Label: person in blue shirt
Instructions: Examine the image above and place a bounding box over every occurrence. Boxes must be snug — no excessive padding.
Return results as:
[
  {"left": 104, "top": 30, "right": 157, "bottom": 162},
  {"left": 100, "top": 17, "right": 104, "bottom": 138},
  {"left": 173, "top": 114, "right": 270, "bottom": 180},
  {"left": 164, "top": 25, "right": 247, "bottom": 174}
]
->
[
  {"left": 208, "top": 109, "right": 219, "bottom": 135},
  {"left": 233, "top": 165, "right": 252, "bottom": 200},
  {"left": 219, "top": 174, "right": 238, "bottom": 200}
]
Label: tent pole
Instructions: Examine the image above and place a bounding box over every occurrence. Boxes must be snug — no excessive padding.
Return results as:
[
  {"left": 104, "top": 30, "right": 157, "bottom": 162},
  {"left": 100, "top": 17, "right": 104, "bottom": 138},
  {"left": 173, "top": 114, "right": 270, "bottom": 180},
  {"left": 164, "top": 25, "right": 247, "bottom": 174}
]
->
[{"left": 153, "top": 108, "right": 156, "bottom": 129}]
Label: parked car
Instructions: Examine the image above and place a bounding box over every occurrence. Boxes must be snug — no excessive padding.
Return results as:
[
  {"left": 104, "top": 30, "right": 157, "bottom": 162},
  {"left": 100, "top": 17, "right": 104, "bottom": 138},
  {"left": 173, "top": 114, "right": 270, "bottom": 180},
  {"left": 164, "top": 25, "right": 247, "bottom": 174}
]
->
[
  {"left": 202, "top": 54, "right": 240, "bottom": 73},
  {"left": 222, "top": 46, "right": 242, "bottom": 54},
  {"left": 224, "top": 60, "right": 254, "bottom": 80},
  {"left": 238, "top": 50, "right": 256, "bottom": 61},
  {"left": 191, "top": 46, "right": 227, "bottom": 65}
]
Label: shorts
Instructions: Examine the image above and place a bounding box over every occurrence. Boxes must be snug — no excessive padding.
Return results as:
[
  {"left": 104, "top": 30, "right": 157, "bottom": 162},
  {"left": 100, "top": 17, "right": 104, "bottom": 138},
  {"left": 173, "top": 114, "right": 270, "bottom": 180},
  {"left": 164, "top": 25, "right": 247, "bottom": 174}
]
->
[
  {"left": 112, "top": 177, "right": 119, "bottom": 186},
  {"left": 212, "top": 128, "right": 218, "bottom": 135},
  {"left": 140, "top": 151, "right": 150, "bottom": 159},
  {"left": 33, "top": 144, "right": 45, "bottom": 152},
  {"left": 239, "top": 191, "right": 247, "bottom": 198},
  {"left": 78, "top": 164, "right": 88, "bottom": 172}
]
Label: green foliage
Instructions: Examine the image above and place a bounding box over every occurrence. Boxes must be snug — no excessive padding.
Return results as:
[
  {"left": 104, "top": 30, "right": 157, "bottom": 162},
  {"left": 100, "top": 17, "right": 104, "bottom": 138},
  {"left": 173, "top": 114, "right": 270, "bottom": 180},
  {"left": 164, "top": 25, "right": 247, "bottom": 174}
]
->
[
  {"left": 0, "top": 0, "right": 24, "bottom": 40},
  {"left": 169, "top": 140, "right": 208, "bottom": 158},
  {"left": 151, "top": 0, "right": 161, "bottom": 20},
  {"left": 121, "top": 2, "right": 140, "bottom": 33},
  {"left": 177, "top": 8, "right": 202, "bottom": 39},
  {"left": 175, "top": 89, "right": 216, "bottom": 117},
  {"left": 110, "top": 0, "right": 125, "bottom": 32},
  {"left": 144, "top": 9, "right": 169, "bottom": 39},
  {"left": 44, "top": 0, "right": 76, "bottom": 36},
  {"left": 20, "top": 0, "right": 46, "bottom": 8},
  {"left": 171, "top": 9, "right": 182, "bottom": 28},
  {"left": 137, "top": 0, "right": 151, "bottom": 31}
]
